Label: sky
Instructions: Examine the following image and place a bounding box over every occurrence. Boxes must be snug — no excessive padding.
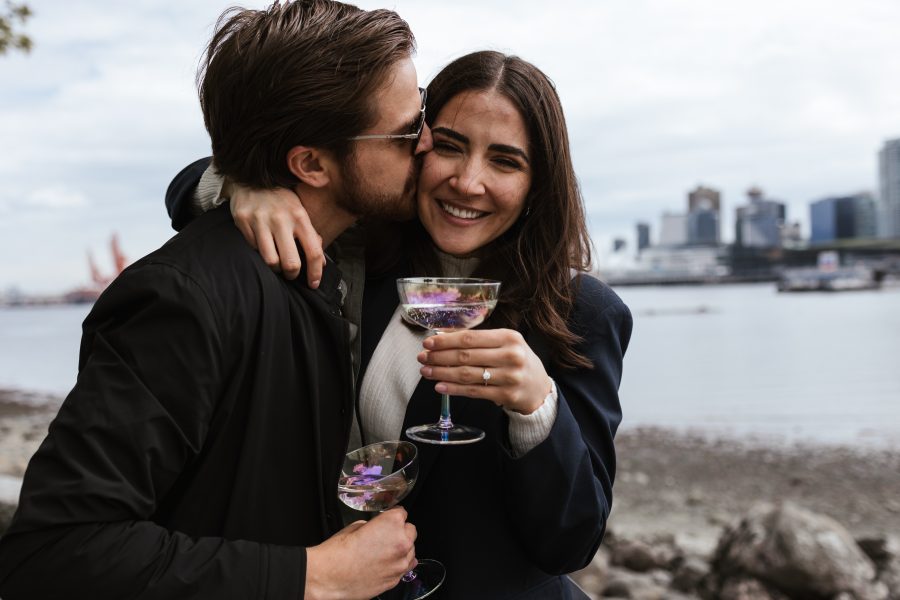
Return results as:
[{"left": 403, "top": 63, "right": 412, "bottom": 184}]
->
[{"left": 2, "top": 0, "right": 900, "bottom": 294}]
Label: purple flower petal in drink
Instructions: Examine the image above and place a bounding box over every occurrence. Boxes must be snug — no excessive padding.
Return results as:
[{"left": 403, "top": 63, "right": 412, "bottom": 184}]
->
[
  {"left": 353, "top": 463, "right": 383, "bottom": 476},
  {"left": 406, "top": 288, "right": 461, "bottom": 305}
]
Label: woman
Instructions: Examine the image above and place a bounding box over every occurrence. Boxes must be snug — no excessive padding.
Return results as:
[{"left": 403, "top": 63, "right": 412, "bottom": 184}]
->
[{"left": 167, "top": 51, "right": 632, "bottom": 599}]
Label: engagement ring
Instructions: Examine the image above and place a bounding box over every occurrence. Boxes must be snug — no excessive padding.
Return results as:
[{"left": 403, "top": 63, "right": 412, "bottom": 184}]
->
[{"left": 482, "top": 368, "right": 492, "bottom": 386}]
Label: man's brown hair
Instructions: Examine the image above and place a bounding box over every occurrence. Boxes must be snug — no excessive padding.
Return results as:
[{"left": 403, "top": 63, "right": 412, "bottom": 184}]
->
[{"left": 198, "top": 0, "right": 415, "bottom": 189}]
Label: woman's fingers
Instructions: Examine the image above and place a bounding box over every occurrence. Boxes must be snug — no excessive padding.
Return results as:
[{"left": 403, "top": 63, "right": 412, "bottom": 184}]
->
[
  {"left": 422, "top": 329, "right": 515, "bottom": 351},
  {"left": 416, "top": 347, "right": 507, "bottom": 368},
  {"left": 420, "top": 364, "right": 505, "bottom": 386},
  {"left": 294, "top": 216, "right": 325, "bottom": 289},
  {"left": 253, "top": 222, "right": 282, "bottom": 273},
  {"left": 271, "top": 216, "right": 303, "bottom": 280}
]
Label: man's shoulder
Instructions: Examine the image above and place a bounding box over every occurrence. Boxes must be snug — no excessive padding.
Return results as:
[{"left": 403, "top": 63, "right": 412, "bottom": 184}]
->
[
  {"left": 115, "top": 207, "right": 287, "bottom": 315},
  {"left": 131, "top": 207, "right": 269, "bottom": 284}
]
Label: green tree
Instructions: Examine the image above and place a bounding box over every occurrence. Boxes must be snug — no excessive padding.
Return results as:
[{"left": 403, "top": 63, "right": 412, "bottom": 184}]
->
[{"left": 0, "top": 1, "right": 32, "bottom": 55}]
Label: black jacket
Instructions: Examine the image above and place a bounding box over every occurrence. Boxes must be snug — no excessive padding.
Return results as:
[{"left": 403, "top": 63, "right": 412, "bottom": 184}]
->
[{"left": 0, "top": 206, "right": 354, "bottom": 599}]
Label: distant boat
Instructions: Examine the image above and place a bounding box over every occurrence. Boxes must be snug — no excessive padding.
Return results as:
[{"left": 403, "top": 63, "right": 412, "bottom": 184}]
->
[{"left": 777, "top": 251, "right": 883, "bottom": 292}]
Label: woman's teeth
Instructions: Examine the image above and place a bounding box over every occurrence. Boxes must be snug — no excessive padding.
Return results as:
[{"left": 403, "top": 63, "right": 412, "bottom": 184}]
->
[{"left": 440, "top": 201, "right": 483, "bottom": 220}]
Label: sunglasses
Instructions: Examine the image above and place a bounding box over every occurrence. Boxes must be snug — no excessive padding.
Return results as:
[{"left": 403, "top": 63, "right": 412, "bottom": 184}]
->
[{"left": 347, "top": 87, "right": 427, "bottom": 151}]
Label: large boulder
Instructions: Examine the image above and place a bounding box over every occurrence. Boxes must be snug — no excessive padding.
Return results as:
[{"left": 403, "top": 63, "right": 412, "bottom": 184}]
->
[{"left": 710, "top": 502, "right": 887, "bottom": 599}]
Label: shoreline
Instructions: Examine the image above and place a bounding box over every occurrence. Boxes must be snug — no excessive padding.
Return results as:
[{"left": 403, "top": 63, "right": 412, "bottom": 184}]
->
[{"left": 2, "top": 388, "right": 899, "bottom": 551}]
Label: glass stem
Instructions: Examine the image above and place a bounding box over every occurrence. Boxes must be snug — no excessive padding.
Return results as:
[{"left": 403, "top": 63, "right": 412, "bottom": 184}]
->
[
  {"left": 432, "top": 331, "right": 454, "bottom": 430},
  {"left": 438, "top": 392, "right": 452, "bottom": 429}
]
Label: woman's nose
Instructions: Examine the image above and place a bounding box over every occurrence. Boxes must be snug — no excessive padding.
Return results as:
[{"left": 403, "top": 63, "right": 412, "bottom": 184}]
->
[{"left": 449, "top": 160, "right": 487, "bottom": 197}]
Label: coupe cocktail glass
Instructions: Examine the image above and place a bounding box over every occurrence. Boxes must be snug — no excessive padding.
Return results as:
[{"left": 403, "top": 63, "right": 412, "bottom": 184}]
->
[
  {"left": 396, "top": 277, "right": 501, "bottom": 445},
  {"left": 338, "top": 441, "right": 444, "bottom": 600}
]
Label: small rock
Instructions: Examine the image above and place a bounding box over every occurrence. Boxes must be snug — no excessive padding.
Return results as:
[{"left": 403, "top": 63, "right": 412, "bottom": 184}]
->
[
  {"left": 856, "top": 536, "right": 899, "bottom": 567},
  {"left": 718, "top": 577, "right": 790, "bottom": 600},
  {"left": 672, "top": 556, "right": 710, "bottom": 593},
  {"left": 610, "top": 539, "right": 667, "bottom": 573},
  {"left": 602, "top": 567, "right": 668, "bottom": 600}
]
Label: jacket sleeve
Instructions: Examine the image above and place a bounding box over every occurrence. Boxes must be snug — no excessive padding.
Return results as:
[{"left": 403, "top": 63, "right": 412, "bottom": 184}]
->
[
  {"left": 166, "top": 157, "right": 212, "bottom": 232},
  {"left": 0, "top": 263, "right": 306, "bottom": 600},
  {"left": 499, "top": 275, "right": 632, "bottom": 574}
]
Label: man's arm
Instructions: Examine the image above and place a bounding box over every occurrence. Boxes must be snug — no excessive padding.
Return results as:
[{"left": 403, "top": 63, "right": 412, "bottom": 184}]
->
[{"left": 0, "top": 260, "right": 417, "bottom": 600}]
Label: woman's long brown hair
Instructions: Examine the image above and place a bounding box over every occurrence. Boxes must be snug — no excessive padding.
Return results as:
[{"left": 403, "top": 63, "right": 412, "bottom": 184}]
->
[{"left": 404, "top": 51, "right": 594, "bottom": 370}]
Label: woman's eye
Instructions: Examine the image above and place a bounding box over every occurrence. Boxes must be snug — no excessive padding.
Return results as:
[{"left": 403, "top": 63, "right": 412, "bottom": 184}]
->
[
  {"left": 434, "top": 141, "right": 461, "bottom": 153},
  {"left": 494, "top": 157, "right": 522, "bottom": 170}
]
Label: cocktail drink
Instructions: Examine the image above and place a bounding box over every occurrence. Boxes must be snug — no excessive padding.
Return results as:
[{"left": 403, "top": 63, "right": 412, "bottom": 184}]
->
[
  {"left": 338, "top": 441, "right": 444, "bottom": 600},
  {"left": 396, "top": 277, "right": 502, "bottom": 445}
]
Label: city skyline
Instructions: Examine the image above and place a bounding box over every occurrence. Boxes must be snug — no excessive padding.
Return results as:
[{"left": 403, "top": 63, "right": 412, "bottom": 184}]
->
[{"left": 2, "top": 0, "right": 900, "bottom": 293}]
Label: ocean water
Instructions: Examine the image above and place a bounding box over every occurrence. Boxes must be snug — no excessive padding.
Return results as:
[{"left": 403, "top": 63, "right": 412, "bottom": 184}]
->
[
  {"left": 613, "top": 283, "right": 900, "bottom": 448},
  {"left": 1, "top": 282, "right": 899, "bottom": 447}
]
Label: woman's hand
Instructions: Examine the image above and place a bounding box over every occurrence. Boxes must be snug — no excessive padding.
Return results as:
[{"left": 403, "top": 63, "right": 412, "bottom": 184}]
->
[
  {"left": 228, "top": 182, "right": 326, "bottom": 287},
  {"left": 417, "top": 329, "right": 552, "bottom": 415}
]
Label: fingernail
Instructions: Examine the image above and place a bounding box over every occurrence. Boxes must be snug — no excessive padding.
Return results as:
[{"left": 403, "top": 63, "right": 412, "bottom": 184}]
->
[
  {"left": 423, "top": 338, "right": 434, "bottom": 349},
  {"left": 435, "top": 383, "right": 447, "bottom": 393},
  {"left": 420, "top": 366, "right": 433, "bottom": 377},
  {"left": 311, "top": 279, "right": 320, "bottom": 289},
  {"left": 417, "top": 351, "right": 428, "bottom": 364}
]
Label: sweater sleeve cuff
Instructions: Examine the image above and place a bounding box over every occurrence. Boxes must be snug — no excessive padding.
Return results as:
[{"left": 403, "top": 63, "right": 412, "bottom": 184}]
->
[
  {"left": 193, "top": 164, "right": 227, "bottom": 215},
  {"left": 504, "top": 378, "right": 558, "bottom": 458}
]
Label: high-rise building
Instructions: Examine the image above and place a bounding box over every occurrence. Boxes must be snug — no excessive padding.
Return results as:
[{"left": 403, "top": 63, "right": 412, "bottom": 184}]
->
[
  {"left": 687, "top": 210, "right": 719, "bottom": 246},
  {"left": 735, "top": 186, "right": 785, "bottom": 248},
  {"left": 687, "top": 185, "right": 721, "bottom": 246},
  {"left": 811, "top": 193, "right": 877, "bottom": 243},
  {"left": 636, "top": 222, "right": 651, "bottom": 251},
  {"left": 878, "top": 138, "right": 900, "bottom": 239},
  {"left": 659, "top": 213, "right": 688, "bottom": 247}
]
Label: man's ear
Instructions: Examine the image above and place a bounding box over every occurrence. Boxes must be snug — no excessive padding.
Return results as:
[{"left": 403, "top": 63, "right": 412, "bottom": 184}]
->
[{"left": 286, "top": 145, "right": 335, "bottom": 188}]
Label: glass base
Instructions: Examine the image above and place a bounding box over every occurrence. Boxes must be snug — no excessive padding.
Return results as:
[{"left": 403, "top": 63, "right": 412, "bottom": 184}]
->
[
  {"left": 378, "top": 559, "right": 445, "bottom": 600},
  {"left": 405, "top": 423, "right": 485, "bottom": 445}
]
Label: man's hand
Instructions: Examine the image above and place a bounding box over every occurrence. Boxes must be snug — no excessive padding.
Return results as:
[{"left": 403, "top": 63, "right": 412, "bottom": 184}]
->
[{"left": 305, "top": 507, "right": 417, "bottom": 600}]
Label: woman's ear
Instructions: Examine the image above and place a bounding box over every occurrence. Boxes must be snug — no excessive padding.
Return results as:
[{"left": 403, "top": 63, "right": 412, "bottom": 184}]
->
[{"left": 286, "top": 146, "right": 335, "bottom": 188}]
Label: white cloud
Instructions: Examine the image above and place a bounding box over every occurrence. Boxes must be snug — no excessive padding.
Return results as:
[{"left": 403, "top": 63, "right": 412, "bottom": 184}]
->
[{"left": 23, "top": 187, "right": 88, "bottom": 209}]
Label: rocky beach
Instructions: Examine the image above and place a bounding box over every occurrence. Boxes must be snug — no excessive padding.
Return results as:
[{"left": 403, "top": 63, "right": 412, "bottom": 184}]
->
[{"left": 1, "top": 388, "right": 899, "bottom": 598}]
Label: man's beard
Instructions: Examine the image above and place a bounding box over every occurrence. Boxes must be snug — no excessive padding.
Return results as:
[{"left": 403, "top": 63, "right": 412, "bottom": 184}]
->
[{"left": 336, "top": 153, "right": 419, "bottom": 222}]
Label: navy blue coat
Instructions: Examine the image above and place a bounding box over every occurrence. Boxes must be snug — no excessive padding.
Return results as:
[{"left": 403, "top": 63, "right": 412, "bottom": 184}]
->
[{"left": 360, "top": 263, "right": 631, "bottom": 599}]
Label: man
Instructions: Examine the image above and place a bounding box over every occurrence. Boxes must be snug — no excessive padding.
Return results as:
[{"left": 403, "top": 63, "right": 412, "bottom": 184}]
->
[{"left": 0, "top": 1, "right": 433, "bottom": 598}]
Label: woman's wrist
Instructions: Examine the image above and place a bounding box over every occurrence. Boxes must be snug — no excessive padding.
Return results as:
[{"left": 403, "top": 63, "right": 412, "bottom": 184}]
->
[{"left": 505, "top": 379, "right": 558, "bottom": 457}]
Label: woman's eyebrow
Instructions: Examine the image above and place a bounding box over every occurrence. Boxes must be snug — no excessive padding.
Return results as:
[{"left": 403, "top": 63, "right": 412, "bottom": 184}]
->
[
  {"left": 432, "top": 126, "right": 468, "bottom": 144},
  {"left": 489, "top": 143, "right": 530, "bottom": 164},
  {"left": 433, "top": 126, "right": 530, "bottom": 164}
]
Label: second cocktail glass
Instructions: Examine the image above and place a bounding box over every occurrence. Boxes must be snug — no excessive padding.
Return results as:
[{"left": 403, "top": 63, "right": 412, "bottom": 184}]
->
[{"left": 396, "top": 277, "right": 501, "bottom": 445}]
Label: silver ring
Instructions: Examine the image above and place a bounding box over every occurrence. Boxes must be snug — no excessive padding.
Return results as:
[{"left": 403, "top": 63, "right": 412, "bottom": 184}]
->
[{"left": 482, "top": 368, "right": 492, "bottom": 386}]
